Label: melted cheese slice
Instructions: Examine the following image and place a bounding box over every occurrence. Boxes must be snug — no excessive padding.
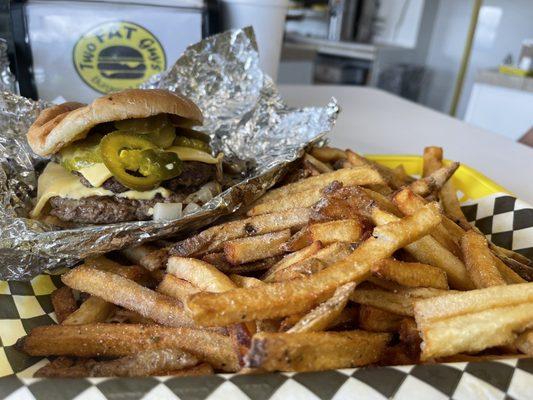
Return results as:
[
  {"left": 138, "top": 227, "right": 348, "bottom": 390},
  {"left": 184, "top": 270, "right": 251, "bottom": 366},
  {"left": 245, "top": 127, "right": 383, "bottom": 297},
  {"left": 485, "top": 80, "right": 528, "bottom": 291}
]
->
[
  {"left": 75, "top": 146, "right": 219, "bottom": 187},
  {"left": 31, "top": 163, "right": 172, "bottom": 218}
]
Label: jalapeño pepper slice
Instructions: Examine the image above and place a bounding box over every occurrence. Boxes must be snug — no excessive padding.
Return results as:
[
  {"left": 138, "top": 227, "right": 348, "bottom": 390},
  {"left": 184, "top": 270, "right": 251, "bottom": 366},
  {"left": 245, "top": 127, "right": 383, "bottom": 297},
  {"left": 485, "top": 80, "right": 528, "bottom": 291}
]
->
[
  {"left": 100, "top": 131, "right": 183, "bottom": 191},
  {"left": 173, "top": 136, "right": 211, "bottom": 153},
  {"left": 114, "top": 114, "right": 176, "bottom": 148}
]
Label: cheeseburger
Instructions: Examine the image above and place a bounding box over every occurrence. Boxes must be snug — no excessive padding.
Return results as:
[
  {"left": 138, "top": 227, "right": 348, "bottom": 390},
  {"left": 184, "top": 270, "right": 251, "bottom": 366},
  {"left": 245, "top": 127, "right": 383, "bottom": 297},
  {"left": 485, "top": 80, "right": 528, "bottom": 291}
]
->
[{"left": 27, "top": 89, "right": 221, "bottom": 224}]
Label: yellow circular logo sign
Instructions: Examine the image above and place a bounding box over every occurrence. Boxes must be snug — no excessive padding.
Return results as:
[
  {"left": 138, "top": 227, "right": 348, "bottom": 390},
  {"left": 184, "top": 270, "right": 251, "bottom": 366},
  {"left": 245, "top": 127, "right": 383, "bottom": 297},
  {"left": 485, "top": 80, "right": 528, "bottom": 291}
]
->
[{"left": 73, "top": 21, "right": 166, "bottom": 94}]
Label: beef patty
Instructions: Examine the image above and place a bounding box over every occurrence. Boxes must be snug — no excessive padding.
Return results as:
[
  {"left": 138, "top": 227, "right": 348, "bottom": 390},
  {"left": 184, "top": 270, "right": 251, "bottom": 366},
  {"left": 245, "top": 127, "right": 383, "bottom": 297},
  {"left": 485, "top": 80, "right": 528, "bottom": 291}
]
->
[
  {"left": 49, "top": 194, "right": 185, "bottom": 224},
  {"left": 53, "top": 162, "right": 216, "bottom": 223},
  {"left": 78, "top": 161, "right": 215, "bottom": 194}
]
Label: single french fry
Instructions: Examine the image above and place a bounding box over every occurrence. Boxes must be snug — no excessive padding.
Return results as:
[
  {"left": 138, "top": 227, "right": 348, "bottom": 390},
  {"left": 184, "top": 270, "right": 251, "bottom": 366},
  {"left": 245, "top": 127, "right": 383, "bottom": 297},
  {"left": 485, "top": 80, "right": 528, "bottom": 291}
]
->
[
  {"left": 310, "top": 146, "right": 347, "bottom": 162},
  {"left": 224, "top": 230, "right": 290, "bottom": 265},
  {"left": 422, "top": 147, "right": 443, "bottom": 178},
  {"left": 187, "top": 203, "right": 442, "bottom": 326},
  {"left": 84, "top": 257, "right": 153, "bottom": 286},
  {"left": 164, "top": 363, "right": 214, "bottom": 377},
  {"left": 269, "top": 258, "right": 328, "bottom": 282},
  {"left": 515, "top": 329, "right": 533, "bottom": 356},
  {"left": 304, "top": 153, "right": 333, "bottom": 173},
  {"left": 288, "top": 282, "right": 355, "bottom": 333},
  {"left": 62, "top": 297, "right": 116, "bottom": 325},
  {"left": 392, "top": 164, "right": 415, "bottom": 185},
  {"left": 254, "top": 167, "right": 386, "bottom": 206},
  {"left": 262, "top": 241, "right": 323, "bottom": 281},
  {"left": 62, "top": 266, "right": 194, "bottom": 327},
  {"left": 393, "top": 188, "right": 462, "bottom": 257},
  {"left": 345, "top": 150, "right": 405, "bottom": 189},
  {"left": 157, "top": 274, "right": 200, "bottom": 303},
  {"left": 120, "top": 244, "right": 164, "bottom": 271},
  {"left": 371, "top": 259, "right": 449, "bottom": 290},
  {"left": 202, "top": 253, "right": 280, "bottom": 274},
  {"left": 281, "top": 228, "right": 312, "bottom": 252},
  {"left": 51, "top": 286, "right": 78, "bottom": 323},
  {"left": 36, "top": 348, "right": 199, "bottom": 378},
  {"left": 408, "top": 162, "right": 459, "bottom": 198},
  {"left": 308, "top": 219, "right": 364, "bottom": 245},
  {"left": 490, "top": 243, "right": 532, "bottom": 267},
  {"left": 399, "top": 318, "right": 421, "bottom": 354},
  {"left": 358, "top": 305, "right": 404, "bottom": 332},
  {"left": 492, "top": 254, "right": 526, "bottom": 284},
  {"left": 167, "top": 257, "right": 236, "bottom": 292},
  {"left": 171, "top": 208, "right": 310, "bottom": 257},
  {"left": 350, "top": 289, "right": 414, "bottom": 316},
  {"left": 19, "top": 323, "right": 239, "bottom": 372},
  {"left": 245, "top": 331, "right": 390, "bottom": 371},
  {"left": 461, "top": 230, "right": 507, "bottom": 288},
  {"left": 248, "top": 186, "right": 324, "bottom": 216}
]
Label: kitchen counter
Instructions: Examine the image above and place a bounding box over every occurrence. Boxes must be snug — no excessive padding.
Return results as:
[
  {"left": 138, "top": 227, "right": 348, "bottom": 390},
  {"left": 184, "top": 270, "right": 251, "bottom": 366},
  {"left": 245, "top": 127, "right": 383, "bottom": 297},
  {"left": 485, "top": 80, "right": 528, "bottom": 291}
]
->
[{"left": 279, "top": 85, "right": 533, "bottom": 204}]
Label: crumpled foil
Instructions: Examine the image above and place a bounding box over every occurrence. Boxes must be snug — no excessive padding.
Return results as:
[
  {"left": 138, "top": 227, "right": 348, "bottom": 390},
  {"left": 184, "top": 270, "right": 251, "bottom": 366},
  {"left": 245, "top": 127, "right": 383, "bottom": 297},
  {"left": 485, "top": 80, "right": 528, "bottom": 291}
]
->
[{"left": 0, "top": 27, "right": 338, "bottom": 280}]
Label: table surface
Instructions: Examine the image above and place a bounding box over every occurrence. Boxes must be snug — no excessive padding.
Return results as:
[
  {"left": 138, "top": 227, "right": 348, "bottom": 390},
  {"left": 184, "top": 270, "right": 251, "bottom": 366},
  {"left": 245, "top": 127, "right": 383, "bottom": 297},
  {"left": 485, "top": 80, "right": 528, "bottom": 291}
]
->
[{"left": 279, "top": 85, "right": 533, "bottom": 203}]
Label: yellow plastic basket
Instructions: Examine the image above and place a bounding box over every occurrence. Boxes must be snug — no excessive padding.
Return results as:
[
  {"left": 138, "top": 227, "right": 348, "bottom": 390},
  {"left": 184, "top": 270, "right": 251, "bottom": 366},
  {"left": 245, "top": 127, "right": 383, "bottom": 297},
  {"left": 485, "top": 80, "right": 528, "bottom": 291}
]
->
[{"left": 367, "top": 155, "right": 510, "bottom": 202}]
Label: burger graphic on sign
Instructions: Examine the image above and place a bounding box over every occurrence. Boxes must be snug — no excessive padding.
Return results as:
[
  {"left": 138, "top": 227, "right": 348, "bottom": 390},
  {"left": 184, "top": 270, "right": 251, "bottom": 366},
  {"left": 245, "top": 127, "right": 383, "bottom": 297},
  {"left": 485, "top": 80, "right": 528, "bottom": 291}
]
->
[{"left": 73, "top": 21, "right": 166, "bottom": 93}]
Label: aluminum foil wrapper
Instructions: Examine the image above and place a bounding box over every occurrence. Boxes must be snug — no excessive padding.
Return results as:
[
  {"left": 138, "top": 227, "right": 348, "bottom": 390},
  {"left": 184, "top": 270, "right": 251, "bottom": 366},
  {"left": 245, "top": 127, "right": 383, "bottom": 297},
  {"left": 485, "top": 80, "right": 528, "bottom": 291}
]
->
[{"left": 0, "top": 27, "right": 338, "bottom": 280}]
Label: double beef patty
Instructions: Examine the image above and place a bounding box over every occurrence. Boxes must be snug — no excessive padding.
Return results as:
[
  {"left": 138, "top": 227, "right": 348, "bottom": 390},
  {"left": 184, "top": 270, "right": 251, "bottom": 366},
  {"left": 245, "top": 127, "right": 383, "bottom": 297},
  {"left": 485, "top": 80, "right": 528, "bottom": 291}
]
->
[{"left": 51, "top": 161, "right": 215, "bottom": 223}]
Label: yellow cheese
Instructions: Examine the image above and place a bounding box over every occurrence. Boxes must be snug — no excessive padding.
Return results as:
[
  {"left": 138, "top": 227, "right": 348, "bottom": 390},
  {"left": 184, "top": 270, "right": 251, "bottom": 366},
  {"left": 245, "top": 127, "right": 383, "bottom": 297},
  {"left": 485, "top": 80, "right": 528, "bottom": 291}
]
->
[
  {"left": 77, "top": 163, "right": 113, "bottom": 187},
  {"left": 31, "top": 163, "right": 172, "bottom": 218},
  {"left": 167, "top": 146, "right": 220, "bottom": 164}
]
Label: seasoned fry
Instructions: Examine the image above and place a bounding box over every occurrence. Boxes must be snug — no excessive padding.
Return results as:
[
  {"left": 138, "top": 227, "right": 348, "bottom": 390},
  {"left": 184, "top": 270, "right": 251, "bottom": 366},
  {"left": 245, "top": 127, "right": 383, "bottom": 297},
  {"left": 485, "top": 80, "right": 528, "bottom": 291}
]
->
[
  {"left": 187, "top": 203, "right": 442, "bottom": 325},
  {"left": 515, "top": 329, "right": 533, "bottom": 356},
  {"left": 371, "top": 259, "right": 449, "bottom": 290},
  {"left": 157, "top": 274, "right": 200, "bottom": 303},
  {"left": 461, "top": 230, "right": 506, "bottom": 288},
  {"left": 350, "top": 289, "right": 414, "bottom": 316},
  {"left": 19, "top": 323, "right": 239, "bottom": 371},
  {"left": 224, "top": 230, "right": 290, "bottom": 265},
  {"left": 492, "top": 254, "right": 526, "bottom": 284},
  {"left": 163, "top": 363, "right": 214, "bottom": 377},
  {"left": 408, "top": 162, "right": 459, "bottom": 197},
  {"left": 358, "top": 305, "right": 403, "bottom": 332},
  {"left": 263, "top": 241, "right": 323, "bottom": 281},
  {"left": 392, "top": 188, "right": 461, "bottom": 256},
  {"left": 310, "top": 146, "right": 347, "bottom": 162},
  {"left": 345, "top": 150, "right": 406, "bottom": 189},
  {"left": 121, "top": 244, "right": 162, "bottom": 271},
  {"left": 171, "top": 208, "right": 310, "bottom": 257},
  {"left": 62, "top": 297, "right": 116, "bottom": 325},
  {"left": 36, "top": 349, "right": 199, "bottom": 378},
  {"left": 308, "top": 219, "right": 364, "bottom": 244},
  {"left": 85, "top": 256, "right": 154, "bottom": 286},
  {"left": 62, "top": 266, "right": 194, "bottom": 327},
  {"left": 245, "top": 331, "right": 390, "bottom": 371},
  {"left": 248, "top": 186, "right": 324, "bottom": 216},
  {"left": 167, "top": 257, "right": 236, "bottom": 292},
  {"left": 399, "top": 318, "right": 421, "bottom": 354},
  {"left": 304, "top": 153, "right": 333, "bottom": 173},
  {"left": 288, "top": 283, "right": 355, "bottom": 333},
  {"left": 281, "top": 228, "right": 312, "bottom": 252},
  {"left": 202, "top": 253, "right": 280, "bottom": 274},
  {"left": 414, "top": 283, "right": 533, "bottom": 359},
  {"left": 255, "top": 167, "right": 386, "bottom": 206},
  {"left": 51, "top": 287, "right": 78, "bottom": 323},
  {"left": 269, "top": 258, "right": 328, "bottom": 282},
  {"left": 422, "top": 146, "right": 443, "bottom": 178}
]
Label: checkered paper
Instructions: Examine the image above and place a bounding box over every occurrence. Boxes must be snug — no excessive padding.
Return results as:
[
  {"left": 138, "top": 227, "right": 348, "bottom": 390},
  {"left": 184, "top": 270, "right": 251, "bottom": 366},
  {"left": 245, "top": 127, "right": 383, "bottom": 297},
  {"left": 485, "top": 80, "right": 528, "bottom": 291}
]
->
[{"left": 0, "top": 193, "right": 531, "bottom": 400}]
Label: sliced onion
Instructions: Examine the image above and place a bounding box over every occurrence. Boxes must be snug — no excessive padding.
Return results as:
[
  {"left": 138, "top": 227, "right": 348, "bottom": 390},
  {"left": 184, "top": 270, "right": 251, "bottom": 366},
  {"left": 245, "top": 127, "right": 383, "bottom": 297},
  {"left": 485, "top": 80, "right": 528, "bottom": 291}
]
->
[
  {"left": 153, "top": 202, "right": 182, "bottom": 221},
  {"left": 183, "top": 202, "right": 201, "bottom": 215},
  {"left": 185, "top": 183, "right": 215, "bottom": 204}
]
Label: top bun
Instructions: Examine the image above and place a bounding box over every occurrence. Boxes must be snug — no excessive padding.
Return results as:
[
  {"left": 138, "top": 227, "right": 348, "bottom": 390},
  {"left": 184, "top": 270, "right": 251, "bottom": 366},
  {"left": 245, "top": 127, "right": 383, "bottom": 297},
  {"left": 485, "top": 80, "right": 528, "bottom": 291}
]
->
[{"left": 27, "top": 89, "right": 203, "bottom": 156}]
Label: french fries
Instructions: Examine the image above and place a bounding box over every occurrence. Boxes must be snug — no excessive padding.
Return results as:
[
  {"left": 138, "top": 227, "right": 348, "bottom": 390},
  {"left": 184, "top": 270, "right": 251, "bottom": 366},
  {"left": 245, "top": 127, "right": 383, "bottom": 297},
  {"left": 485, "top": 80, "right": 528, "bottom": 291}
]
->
[
  {"left": 20, "top": 144, "right": 532, "bottom": 378},
  {"left": 358, "top": 305, "right": 404, "bottom": 332},
  {"left": 51, "top": 287, "right": 78, "bottom": 323},
  {"left": 19, "top": 323, "right": 239, "bottom": 371},
  {"left": 461, "top": 230, "right": 507, "bottom": 288},
  {"left": 35, "top": 349, "right": 199, "bottom": 378},
  {"left": 171, "top": 208, "right": 310, "bottom": 257},
  {"left": 224, "top": 230, "right": 290, "bottom": 265},
  {"left": 245, "top": 331, "right": 390, "bottom": 371},
  {"left": 288, "top": 282, "right": 355, "bottom": 333},
  {"left": 371, "top": 259, "right": 449, "bottom": 290},
  {"left": 414, "top": 283, "right": 533, "bottom": 359},
  {"left": 187, "top": 203, "right": 442, "bottom": 325},
  {"left": 62, "top": 266, "right": 194, "bottom": 327}
]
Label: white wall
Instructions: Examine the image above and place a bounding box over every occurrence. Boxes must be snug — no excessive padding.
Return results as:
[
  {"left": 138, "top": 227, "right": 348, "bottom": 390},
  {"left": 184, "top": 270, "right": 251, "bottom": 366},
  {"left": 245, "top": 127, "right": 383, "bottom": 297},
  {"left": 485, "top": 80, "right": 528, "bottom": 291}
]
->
[{"left": 422, "top": 0, "right": 533, "bottom": 117}]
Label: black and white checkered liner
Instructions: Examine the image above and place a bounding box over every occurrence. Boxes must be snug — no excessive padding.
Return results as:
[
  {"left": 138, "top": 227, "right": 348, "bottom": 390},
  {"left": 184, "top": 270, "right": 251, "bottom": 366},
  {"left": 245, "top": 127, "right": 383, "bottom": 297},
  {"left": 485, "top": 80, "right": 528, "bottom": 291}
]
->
[{"left": 0, "top": 193, "right": 531, "bottom": 399}]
